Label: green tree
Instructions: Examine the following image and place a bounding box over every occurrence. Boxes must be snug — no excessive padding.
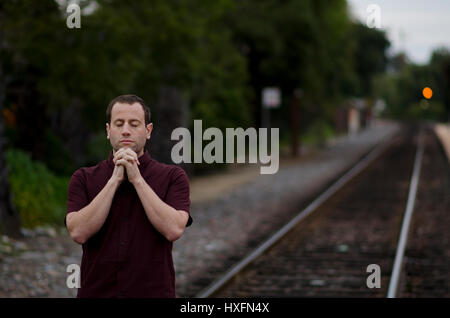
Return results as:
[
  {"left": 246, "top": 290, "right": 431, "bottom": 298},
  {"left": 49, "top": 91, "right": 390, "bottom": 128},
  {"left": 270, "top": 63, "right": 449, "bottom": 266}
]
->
[
  {"left": 373, "top": 48, "right": 448, "bottom": 121},
  {"left": 2, "top": 0, "right": 251, "bottom": 170},
  {"left": 351, "top": 23, "right": 390, "bottom": 98},
  {"left": 84, "top": 0, "right": 251, "bottom": 165},
  {"left": 225, "top": 0, "right": 358, "bottom": 141},
  {"left": 429, "top": 48, "right": 450, "bottom": 121}
]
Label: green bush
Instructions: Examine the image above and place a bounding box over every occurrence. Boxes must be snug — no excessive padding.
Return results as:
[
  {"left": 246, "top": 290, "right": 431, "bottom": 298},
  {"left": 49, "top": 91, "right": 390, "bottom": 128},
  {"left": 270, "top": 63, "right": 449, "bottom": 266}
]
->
[{"left": 5, "top": 149, "right": 69, "bottom": 228}]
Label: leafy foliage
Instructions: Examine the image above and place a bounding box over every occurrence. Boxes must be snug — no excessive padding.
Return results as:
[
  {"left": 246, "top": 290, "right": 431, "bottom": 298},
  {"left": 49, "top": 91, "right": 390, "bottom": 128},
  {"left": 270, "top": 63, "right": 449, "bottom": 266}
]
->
[
  {"left": 375, "top": 48, "right": 450, "bottom": 121},
  {"left": 6, "top": 149, "right": 69, "bottom": 228}
]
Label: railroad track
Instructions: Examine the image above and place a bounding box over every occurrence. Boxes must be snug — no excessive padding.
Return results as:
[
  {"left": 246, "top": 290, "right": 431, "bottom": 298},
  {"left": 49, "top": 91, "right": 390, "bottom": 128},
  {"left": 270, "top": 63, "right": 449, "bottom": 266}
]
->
[
  {"left": 397, "top": 128, "right": 450, "bottom": 297},
  {"left": 196, "top": 126, "right": 449, "bottom": 298}
]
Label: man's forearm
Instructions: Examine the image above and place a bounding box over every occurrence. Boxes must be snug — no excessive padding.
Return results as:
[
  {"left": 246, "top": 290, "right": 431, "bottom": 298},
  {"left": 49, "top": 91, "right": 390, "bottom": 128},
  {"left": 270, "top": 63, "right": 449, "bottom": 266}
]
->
[
  {"left": 66, "top": 178, "right": 120, "bottom": 244},
  {"left": 132, "top": 177, "right": 189, "bottom": 242}
]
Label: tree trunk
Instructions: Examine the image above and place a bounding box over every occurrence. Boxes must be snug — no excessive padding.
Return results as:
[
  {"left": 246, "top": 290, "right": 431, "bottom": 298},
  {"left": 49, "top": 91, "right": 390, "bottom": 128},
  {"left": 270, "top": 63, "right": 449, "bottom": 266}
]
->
[
  {"left": 0, "top": 119, "right": 21, "bottom": 237},
  {"left": 149, "top": 85, "right": 192, "bottom": 175},
  {"left": 0, "top": 21, "right": 22, "bottom": 238}
]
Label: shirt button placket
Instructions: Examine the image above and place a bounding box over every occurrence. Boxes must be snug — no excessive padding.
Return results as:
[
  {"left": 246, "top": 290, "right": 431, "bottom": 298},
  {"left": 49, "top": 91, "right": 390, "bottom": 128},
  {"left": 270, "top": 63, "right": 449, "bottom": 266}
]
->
[
  {"left": 117, "top": 219, "right": 127, "bottom": 297},
  {"left": 118, "top": 218, "right": 127, "bottom": 261},
  {"left": 118, "top": 239, "right": 126, "bottom": 260}
]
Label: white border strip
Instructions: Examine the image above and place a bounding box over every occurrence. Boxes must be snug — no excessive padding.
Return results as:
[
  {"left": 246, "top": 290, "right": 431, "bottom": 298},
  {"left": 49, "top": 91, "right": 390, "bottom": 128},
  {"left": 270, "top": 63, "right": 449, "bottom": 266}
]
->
[
  {"left": 196, "top": 129, "right": 399, "bottom": 298},
  {"left": 387, "top": 131, "right": 424, "bottom": 298}
]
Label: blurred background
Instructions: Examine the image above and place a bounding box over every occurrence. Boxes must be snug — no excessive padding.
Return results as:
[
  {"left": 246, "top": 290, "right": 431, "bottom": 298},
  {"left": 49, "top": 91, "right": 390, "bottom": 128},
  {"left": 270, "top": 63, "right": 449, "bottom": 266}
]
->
[{"left": 0, "top": 0, "right": 449, "bottom": 297}]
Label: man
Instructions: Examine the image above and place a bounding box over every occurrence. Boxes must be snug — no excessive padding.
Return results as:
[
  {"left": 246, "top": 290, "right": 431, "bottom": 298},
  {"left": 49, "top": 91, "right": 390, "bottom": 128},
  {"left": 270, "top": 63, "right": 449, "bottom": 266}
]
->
[{"left": 65, "top": 94, "right": 192, "bottom": 298}]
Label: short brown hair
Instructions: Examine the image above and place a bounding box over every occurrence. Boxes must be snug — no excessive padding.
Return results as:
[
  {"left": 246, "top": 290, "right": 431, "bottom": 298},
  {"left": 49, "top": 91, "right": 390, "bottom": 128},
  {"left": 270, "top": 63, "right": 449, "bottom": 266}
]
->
[{"left": 106, "top": 94, "right": 151, "bottom": 125}]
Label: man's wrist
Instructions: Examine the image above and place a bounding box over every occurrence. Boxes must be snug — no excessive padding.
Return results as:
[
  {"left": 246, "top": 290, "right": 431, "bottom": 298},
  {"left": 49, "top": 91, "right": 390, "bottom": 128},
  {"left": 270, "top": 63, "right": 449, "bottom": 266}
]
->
[
  {"left": 130, "top": 176, "right": 145, "bottom": 187},
  {"left": 108, "top": 176, "right": 121, "bottom": 188}
]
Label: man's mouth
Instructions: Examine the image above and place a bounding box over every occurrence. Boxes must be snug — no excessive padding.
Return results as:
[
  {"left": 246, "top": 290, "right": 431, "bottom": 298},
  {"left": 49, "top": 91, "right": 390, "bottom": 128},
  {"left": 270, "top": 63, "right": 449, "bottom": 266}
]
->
[{"left": 120, "top": 140, "right": 134, "bottom": 144}]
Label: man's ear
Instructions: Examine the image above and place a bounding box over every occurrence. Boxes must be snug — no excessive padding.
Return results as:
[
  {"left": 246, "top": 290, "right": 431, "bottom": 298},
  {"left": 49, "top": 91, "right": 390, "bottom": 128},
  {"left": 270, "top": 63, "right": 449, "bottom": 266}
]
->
[
  {"left": 106, "top": 123, "right": 110, "bottom": 139},
  {"left": 146, "top": 123, "right": 153, "bottom": 140}
]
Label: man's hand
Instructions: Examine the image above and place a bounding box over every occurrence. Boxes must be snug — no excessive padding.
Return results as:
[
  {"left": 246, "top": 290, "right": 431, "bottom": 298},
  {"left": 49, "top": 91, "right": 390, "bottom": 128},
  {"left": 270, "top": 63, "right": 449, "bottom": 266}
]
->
[
  {"left": 114, "top": 148, "right": 142, "bottom": 184},
  {"left": 111, "top": 164, "right": 125, "bottom": 185}
]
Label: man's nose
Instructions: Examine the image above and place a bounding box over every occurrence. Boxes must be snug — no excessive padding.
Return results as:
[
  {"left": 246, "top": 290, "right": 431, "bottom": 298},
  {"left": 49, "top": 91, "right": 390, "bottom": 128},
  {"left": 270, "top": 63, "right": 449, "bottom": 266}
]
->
[{"left": 121, "top": 123, "right": 131, "bottom": 135}]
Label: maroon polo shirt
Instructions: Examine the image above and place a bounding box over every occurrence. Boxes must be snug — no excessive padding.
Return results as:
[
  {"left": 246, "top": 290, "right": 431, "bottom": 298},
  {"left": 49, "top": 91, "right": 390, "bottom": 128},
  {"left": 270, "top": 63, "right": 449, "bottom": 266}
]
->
[{"left": 66, "top": 150, "right": 192, "bottom": 298}]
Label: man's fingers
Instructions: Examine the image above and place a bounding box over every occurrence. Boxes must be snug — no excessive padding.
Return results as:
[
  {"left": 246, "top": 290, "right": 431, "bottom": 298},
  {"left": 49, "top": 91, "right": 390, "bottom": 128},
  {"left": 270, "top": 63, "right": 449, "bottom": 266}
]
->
[
  {"left": 122, "top": 148, "right": 140, "bottom": 165},
  {"left": 115, "top": 154, "right": 138, "bottom": 166},
  {"left": 123, "top": 154, "right": 135, "bottom": 163},
  {"left": 115, "top": 158, "right": 130, "bottom": 167},
  {"left": 114, "top": 149, "right": 140, "bottom": 165},
  {"left": 113, "top": 149, "right": 124, "bottom": 163}
]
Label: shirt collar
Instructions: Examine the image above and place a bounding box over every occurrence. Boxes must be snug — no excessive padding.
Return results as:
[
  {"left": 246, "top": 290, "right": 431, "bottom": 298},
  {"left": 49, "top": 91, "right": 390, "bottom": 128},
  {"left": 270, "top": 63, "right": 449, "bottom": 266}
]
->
[{"left": 107, "top": 149, "right": 152, "bottom": 170}]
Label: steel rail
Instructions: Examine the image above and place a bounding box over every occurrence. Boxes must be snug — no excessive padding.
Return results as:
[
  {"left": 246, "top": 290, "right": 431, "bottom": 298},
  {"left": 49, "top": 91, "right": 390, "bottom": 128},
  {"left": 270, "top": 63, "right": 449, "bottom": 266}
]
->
[{"left": 387, "top": 131, "right": 424, "bottom": 298}]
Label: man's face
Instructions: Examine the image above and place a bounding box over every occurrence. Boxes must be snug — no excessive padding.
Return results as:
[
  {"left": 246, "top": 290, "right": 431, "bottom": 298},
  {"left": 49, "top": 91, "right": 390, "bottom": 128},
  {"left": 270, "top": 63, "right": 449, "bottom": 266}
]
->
[{"left": 106, "top": 102, "right": 153, "bottom": 157}]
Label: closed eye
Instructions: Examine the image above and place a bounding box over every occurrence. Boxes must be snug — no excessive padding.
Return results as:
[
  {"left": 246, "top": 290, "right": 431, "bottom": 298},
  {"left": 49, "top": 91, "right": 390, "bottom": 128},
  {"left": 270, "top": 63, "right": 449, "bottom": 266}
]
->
[{"left": 113, "top": 120, "right": 140, "bottom": 127}]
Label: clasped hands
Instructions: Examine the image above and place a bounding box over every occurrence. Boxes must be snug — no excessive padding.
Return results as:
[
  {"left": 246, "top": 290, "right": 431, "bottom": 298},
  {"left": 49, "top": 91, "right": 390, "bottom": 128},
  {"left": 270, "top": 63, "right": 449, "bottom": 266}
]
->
[{"left": 111, "top": 148, "right": 142, "bottom": 184}]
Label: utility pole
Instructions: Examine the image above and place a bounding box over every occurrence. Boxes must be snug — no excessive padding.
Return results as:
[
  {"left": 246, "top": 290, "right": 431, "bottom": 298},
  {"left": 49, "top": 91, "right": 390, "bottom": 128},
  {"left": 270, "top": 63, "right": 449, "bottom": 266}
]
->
[
  {"left": 262, "top": 87, "right": 281, "bottom": 153},
  {"left": 290, "top": 89, "right": 302, "bottom": 157}
]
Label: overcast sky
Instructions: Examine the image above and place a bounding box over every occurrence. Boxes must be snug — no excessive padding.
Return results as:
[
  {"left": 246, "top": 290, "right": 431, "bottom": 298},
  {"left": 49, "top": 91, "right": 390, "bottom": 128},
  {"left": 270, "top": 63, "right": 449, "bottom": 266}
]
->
[{"left": 347, "top": 0, "right": 450, "bottom": 64}]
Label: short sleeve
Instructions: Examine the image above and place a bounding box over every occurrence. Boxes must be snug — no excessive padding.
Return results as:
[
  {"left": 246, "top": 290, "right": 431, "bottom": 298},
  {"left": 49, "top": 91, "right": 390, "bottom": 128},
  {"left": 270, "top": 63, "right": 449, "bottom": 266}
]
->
[
  {"left": 65, "top": 169, "right": 89, "bottom": 227},
  {"left": 165, "top": 167, "right": 192, "bottom": 227}
]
